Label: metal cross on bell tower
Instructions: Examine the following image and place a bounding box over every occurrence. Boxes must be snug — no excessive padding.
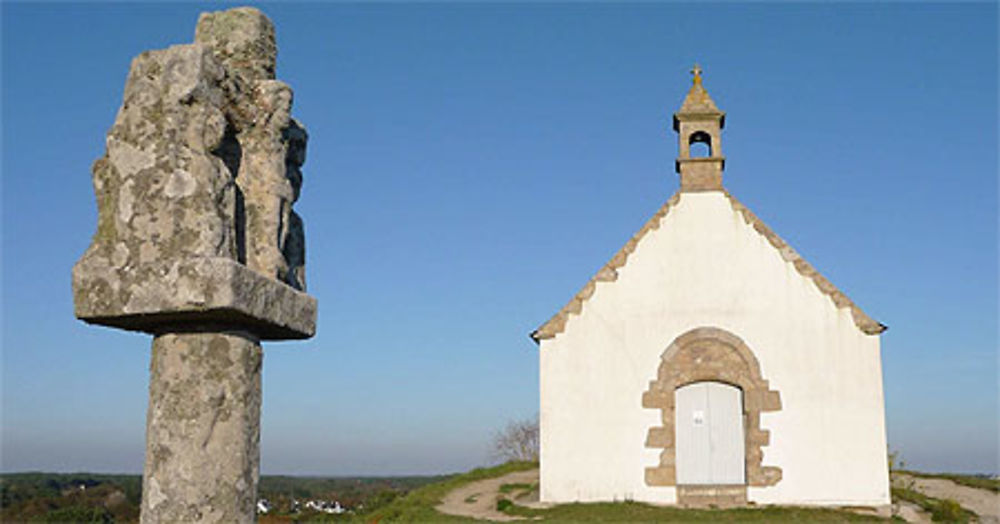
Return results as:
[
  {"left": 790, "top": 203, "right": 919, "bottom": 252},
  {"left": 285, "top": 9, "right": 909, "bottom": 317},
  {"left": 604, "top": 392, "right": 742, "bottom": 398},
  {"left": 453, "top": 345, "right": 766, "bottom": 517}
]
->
[{"left": 691, "top": 63, "right": 703, "bottom": 85}]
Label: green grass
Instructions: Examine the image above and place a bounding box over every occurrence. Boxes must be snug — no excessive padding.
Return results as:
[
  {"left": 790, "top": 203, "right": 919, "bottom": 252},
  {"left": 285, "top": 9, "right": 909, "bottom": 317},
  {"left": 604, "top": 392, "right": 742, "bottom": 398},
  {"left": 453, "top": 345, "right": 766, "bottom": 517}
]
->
[
  {"left": 899, "top": 470, "right": 1000, "bottom": 493},
  {"left": 357, "top": 461, "right": 889, "bottom": 522},
  {"left": 891, "top": 487, "right": 975, "bottom": 523},
  {"left": 360, "top": 461, "right": 537, "bottom": 522},
  {"left": 498, "top": 482, "right": 534, "bottom": 494}
]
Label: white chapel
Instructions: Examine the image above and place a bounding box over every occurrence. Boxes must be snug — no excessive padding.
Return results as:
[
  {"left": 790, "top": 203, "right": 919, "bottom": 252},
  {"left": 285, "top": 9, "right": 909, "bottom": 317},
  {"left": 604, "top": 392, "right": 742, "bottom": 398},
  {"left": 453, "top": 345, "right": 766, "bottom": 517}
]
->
[{"left": 531, "top": 68, "right": 890, "bottom": 509}]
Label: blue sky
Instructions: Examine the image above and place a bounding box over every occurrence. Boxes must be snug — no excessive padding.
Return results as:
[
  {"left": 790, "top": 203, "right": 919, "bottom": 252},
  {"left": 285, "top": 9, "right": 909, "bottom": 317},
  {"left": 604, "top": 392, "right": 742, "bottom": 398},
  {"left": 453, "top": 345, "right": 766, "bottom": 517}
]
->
[{"left": 2, "top": 3, "right": 996, "bottom": 476}]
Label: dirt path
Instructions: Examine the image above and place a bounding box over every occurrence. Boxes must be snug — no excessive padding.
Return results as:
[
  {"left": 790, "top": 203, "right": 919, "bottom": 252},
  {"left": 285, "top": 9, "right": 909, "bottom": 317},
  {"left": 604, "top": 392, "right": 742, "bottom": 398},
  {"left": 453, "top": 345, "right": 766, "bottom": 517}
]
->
[
  {"left": 896, "top": 474, "right": 1000, "bottom": 523},
  {"left": 436, "top": 469, "right": 539, "bottom": 521},
  {"left": 894, "top": 500, "right": 932, "bottom": 524},
  {"left": 437, "top": 469, "right": 998, "bottom": 522}
]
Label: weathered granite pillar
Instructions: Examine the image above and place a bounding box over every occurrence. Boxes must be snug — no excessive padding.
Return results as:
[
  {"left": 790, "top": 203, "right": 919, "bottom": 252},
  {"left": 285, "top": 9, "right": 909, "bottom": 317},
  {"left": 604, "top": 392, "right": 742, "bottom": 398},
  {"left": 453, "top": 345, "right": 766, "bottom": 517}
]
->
[
  {"left": 72, "top": 7, "right": 315, "bottom": 523},
  {"left": 144, "top": 331, "right": 262, "bottom": 522}
]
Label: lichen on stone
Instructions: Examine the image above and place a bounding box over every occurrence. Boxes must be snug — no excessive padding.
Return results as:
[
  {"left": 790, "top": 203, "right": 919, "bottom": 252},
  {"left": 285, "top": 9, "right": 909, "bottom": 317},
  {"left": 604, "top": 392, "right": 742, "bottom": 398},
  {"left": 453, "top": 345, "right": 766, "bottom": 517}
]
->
[{"left": 73, "top": 6, "right": 314, "bottom": 339}]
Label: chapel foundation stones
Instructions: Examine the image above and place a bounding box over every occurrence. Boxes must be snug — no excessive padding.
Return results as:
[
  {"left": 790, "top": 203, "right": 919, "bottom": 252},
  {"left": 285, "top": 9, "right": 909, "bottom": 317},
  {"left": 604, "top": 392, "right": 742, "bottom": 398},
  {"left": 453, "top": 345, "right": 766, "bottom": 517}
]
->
[{"left": 72, "top": 7, "right": 316, "bottom": 523}]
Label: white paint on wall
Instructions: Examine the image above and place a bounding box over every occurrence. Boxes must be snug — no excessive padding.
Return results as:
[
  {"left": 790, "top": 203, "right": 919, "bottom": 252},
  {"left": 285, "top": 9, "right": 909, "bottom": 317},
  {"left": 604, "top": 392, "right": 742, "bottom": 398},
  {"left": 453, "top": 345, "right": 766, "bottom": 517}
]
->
[{"left": 538, "top": 191, "right": 889, "bottom": 506}]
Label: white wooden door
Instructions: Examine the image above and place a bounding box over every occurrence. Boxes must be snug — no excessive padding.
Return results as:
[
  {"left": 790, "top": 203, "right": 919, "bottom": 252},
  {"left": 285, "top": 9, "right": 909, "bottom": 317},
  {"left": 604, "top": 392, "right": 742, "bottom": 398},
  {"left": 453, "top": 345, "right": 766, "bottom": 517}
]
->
[{"left": 675, "top": 382, "right": 745, "bottom": 485}]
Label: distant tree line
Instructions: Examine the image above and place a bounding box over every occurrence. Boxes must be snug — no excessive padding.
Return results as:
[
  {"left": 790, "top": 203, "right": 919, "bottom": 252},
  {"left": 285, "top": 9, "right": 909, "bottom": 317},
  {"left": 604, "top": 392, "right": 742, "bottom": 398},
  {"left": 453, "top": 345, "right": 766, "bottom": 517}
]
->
[
  {"left": 0, "top": 473, "right": 140, "bottom": 523},
  {"left": 0, "top": 472, "right": 446, "bottom": 523}
]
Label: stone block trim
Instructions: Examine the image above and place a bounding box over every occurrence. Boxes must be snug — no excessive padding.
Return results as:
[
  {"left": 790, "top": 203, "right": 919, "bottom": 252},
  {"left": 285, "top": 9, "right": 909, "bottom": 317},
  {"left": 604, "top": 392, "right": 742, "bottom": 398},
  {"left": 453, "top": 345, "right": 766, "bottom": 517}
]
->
[
  {"left": 530, "top": 190, "right": 885, "bottom": 343},
  {"left": 677, "top": 158, "right": 725, "bottom": 192},
  {"left": 676, "top": 485, "right": 747, "bottom": 508},
  {"left": 643, "top": 327, "right": 782, "bottom": 490}
]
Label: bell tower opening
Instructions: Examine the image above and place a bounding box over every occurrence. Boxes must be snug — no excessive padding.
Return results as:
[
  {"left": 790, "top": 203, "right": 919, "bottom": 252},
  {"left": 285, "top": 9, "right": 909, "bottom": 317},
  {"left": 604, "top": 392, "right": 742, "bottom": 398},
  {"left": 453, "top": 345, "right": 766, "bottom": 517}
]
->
[{"left": 689, "top": 131, "right": 713, "bottom": 158}]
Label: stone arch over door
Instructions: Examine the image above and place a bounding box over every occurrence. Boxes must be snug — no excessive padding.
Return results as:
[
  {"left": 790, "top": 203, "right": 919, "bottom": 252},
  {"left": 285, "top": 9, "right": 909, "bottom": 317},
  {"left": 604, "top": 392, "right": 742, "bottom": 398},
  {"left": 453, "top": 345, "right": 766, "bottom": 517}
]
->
[{"left": 642, "top": 327, "right": 782, "bottom": 491}]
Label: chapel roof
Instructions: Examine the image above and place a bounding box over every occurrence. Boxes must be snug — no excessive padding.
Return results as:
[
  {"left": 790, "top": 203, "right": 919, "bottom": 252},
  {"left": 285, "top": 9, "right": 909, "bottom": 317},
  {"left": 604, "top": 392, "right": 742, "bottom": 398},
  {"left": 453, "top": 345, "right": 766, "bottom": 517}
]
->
[{"left": 529, "top": 190, "right": 887, "bottom": 343}]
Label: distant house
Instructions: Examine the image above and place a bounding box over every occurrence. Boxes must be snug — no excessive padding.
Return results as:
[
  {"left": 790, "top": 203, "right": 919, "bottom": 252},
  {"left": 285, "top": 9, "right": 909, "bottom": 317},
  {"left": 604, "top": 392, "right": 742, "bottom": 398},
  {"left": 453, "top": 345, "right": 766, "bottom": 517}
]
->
[
  {"left": 305, "top": 500, "right": 345, "bottom": 514},
  {"left": 532, "top": 69, "right": 889, "bottom": 509}
]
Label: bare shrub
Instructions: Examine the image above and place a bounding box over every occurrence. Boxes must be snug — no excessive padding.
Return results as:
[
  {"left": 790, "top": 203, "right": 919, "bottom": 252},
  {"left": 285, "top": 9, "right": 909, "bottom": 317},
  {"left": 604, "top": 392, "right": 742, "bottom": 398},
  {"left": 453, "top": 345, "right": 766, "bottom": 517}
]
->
[{"left": 492, "top": 417, "right": 539, "bottom": 463}]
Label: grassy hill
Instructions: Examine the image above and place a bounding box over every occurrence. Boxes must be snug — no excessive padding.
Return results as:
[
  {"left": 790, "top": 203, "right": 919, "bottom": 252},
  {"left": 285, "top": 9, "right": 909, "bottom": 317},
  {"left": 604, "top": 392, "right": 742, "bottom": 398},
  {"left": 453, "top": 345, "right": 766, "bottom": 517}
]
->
[
  {"left": 359, "top": 462, "right": 889, "bottom": 523},
  {"left": 4, "top": 464, "right": 992, "bottom": 522}
]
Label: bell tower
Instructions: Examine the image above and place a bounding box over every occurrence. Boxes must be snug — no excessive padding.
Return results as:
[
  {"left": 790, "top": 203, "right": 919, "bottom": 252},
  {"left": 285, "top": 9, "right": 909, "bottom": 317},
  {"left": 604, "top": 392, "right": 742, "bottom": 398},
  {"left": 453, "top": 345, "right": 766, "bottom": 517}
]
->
[{"left": 674, "top": 65, "right": 726, "bottom": 192}]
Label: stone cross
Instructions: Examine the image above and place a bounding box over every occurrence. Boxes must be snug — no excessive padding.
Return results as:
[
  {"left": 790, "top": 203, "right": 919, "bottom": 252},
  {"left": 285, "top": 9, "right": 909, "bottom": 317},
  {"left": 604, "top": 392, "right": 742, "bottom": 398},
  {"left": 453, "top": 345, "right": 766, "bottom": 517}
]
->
[{"left": 71, "top": 7, "right": 316, "bottom": 523}]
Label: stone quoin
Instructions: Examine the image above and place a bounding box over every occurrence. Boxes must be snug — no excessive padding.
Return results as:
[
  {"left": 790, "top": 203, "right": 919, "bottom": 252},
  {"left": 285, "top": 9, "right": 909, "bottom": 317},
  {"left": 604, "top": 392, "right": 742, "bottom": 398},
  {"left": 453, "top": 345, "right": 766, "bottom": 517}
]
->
[
  {"left": 532, "top": 67, "right": 889, "bottom": 510},
  {"left": 72, "top": 7, "right": 316, "bottom": 523}
]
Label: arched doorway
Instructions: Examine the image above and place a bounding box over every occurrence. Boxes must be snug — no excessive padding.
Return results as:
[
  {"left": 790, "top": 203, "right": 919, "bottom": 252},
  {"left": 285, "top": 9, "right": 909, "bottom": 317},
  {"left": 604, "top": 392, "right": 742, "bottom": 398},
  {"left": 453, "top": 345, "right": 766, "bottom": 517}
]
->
[{"left": 641, "top": 327, "right": 783, "bottom": 505}]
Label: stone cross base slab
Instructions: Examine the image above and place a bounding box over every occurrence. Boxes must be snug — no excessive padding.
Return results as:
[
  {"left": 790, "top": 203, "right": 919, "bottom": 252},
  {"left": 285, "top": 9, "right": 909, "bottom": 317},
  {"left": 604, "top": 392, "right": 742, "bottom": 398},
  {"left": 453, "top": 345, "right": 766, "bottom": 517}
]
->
[{"left": 73, "top": 257, "right": 316, "bottom": 340}]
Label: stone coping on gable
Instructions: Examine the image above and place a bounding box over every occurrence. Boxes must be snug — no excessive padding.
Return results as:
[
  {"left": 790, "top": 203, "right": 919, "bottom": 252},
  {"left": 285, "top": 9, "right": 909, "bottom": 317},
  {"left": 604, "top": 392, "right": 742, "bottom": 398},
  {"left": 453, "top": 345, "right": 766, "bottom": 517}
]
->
[
  {"left": 720, "top": 191, "right": 886, "bottom": 336},
  {"left": 530, "top": 192, "right": 681, "bottom": 342},
  {"left": 530, "top": 190, "right": 886, "bottom": 343},
  {"left": 73, "top": 256, "right": 316, "bottom": 340}
]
